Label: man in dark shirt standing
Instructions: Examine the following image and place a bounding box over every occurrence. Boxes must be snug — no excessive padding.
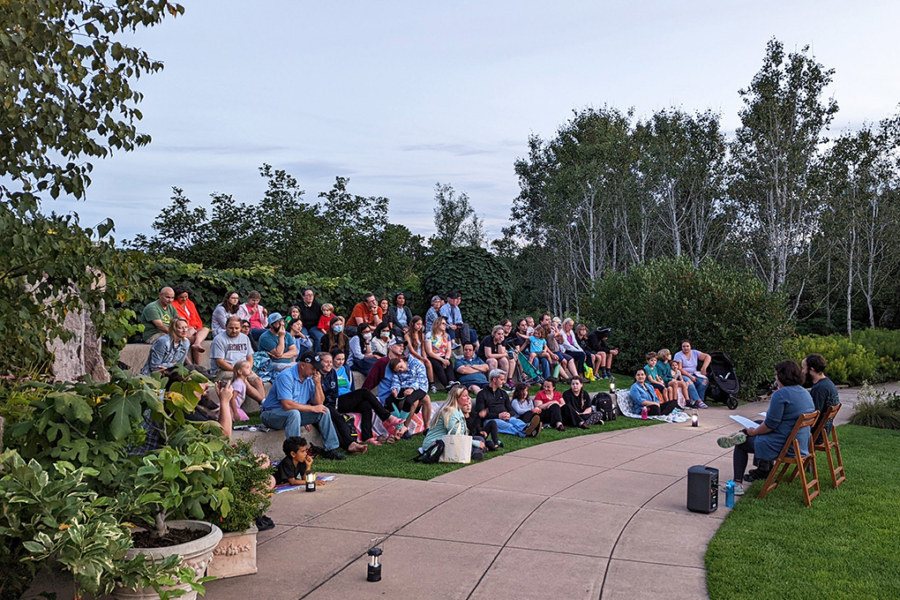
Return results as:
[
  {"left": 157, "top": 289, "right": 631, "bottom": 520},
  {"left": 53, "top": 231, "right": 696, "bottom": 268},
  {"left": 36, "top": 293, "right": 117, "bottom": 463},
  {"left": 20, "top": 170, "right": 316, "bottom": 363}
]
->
[{"left": 802, "top": 353, "right": 840, "bottom": 434}]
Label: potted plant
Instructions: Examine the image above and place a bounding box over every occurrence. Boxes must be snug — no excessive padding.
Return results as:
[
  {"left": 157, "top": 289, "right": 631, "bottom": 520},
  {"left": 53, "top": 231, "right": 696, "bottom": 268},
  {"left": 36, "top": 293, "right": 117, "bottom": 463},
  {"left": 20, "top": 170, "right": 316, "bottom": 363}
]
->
[
  {"left": 4, "top": 366, "right": 236, "bottom": 600},
  {"left": 205, "top": 440, "right": 273, "bottom": 579}
]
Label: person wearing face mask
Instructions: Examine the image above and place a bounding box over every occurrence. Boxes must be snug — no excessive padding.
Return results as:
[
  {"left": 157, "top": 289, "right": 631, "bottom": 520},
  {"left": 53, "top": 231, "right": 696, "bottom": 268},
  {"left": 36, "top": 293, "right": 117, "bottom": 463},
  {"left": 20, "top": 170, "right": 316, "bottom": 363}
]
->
[
  {"left": 370, "top": 322, "right": 392, "bottom": 357},
  {"left": 349, "top": 323, "right": 379, "bottom": 375},
  {"left": 322, "top": 315, "right": 350, "bottom": 359}
]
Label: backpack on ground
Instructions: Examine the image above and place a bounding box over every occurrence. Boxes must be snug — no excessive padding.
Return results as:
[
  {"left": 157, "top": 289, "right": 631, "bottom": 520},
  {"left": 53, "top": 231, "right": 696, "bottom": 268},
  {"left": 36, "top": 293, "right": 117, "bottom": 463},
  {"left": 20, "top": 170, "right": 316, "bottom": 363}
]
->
[
  {"left": 592, "top": 392, "right": 617, "bottom": 421},
  {"left": 412, "top": 440, "right": 445, "bottom": 464}
]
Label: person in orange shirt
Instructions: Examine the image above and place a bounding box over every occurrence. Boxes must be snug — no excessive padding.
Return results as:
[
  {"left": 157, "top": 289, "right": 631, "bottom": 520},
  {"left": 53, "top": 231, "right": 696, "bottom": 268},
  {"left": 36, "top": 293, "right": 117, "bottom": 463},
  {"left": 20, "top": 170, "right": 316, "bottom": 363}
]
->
[
  {"left": 349, "top": 293, "right": 383, "bottom": 332},
  {"left": 173, "top": 285, "right": 210, "bottom": 365}
]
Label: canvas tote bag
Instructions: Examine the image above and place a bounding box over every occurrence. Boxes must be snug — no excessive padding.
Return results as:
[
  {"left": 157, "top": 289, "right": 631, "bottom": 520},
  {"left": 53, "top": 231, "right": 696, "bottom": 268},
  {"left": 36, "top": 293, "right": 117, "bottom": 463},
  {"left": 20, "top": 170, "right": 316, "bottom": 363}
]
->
[{"left": 440, "top": 419, "right": 473, "bottom": 464}]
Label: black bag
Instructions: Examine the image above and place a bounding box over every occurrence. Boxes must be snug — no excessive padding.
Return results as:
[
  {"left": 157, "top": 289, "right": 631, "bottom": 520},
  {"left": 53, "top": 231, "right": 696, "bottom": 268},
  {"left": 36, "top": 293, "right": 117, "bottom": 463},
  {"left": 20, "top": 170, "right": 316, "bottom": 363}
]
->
[
  {"left": 592, "top": 392, "right": 617, "bottom": 421},
  {"left": 342, "top": 413, "right": 358, "bottom": 440},
  {"left": 413, "top": 440, "right": 444, "bottom": 464}
]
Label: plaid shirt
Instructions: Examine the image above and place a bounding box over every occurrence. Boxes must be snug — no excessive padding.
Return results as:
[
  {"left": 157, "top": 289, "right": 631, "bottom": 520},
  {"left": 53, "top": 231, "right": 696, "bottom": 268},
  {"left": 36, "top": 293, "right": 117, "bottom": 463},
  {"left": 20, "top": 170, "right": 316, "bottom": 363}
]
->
[{"left": 391, "top": 356, "right": 429, "bottom": 393}]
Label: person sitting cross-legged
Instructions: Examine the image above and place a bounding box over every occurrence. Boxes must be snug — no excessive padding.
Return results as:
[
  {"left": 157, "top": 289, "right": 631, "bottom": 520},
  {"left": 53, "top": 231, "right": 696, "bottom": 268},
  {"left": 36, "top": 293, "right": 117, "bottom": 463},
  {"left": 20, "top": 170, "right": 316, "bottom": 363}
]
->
[
  {"left": 387, "top": 355, "right": 432, "bottom": 438},
  {"left": 259, "top": 351, "right": 347, "bottom": 460},
  {"left": 475, "top": 370, "right": 537, "bottom": 436}
]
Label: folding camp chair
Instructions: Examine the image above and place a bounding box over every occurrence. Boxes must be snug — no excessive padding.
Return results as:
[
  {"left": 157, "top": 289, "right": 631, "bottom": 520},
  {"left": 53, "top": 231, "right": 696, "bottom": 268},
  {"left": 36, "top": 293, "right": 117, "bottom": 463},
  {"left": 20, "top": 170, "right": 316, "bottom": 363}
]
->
[
  {"left": 513, "top": 349, "right": 542, "bottom": 385},
  {"left": 758, "top": 410, "right": 820, "bottom": 506},
  {"left": 807, "top": 403, "right": 845, "bottom": 489}
]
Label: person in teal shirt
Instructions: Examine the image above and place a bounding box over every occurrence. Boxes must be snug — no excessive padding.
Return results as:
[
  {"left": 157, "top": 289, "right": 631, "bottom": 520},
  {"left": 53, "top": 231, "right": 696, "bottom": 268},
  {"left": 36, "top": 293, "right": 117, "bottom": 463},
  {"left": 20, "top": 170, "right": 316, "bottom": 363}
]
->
[{"left": 421, "top": 386, "right": 486, "bottom": 459}]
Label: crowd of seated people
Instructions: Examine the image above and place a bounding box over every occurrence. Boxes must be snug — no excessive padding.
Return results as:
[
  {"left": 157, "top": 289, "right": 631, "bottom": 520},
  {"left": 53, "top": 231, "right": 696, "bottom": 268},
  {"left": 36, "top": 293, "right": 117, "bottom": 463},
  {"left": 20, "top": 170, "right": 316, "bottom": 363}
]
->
[{"left": 137, "top": 287, "right": 725, "bottom": 461}]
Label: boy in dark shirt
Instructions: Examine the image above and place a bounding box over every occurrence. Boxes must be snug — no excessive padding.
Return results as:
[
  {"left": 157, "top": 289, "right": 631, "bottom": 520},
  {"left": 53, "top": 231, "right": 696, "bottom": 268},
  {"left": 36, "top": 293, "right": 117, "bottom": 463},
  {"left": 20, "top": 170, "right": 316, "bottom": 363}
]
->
[{"left": 274, "top": 436, "right": 319, "bottom": 485}]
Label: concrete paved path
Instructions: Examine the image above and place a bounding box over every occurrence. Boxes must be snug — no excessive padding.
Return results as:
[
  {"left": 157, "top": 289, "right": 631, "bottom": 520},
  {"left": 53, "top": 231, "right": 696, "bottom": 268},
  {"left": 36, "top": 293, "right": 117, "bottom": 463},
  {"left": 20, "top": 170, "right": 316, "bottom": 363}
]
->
[{"left": 205, "top": 384, "right": 881, "bottom": 600}]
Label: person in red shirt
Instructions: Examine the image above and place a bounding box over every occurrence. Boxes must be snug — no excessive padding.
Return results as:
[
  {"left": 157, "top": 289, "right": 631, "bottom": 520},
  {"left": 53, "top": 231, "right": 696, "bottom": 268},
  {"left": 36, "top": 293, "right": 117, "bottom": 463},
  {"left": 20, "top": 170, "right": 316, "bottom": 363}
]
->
[{"left": 173, "top": 285, "right": 210, "bottom": 365}]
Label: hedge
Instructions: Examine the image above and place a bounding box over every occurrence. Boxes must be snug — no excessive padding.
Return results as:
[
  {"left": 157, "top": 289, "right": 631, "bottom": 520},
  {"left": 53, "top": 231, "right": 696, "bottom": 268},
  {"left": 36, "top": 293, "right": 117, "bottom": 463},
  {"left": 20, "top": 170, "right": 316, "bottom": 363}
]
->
[
  {"left": 581, "top": 257, "right": 793, "bottom": 396},
  {"left": 783, "top": 329, "right": 900, "bottom": 385}
]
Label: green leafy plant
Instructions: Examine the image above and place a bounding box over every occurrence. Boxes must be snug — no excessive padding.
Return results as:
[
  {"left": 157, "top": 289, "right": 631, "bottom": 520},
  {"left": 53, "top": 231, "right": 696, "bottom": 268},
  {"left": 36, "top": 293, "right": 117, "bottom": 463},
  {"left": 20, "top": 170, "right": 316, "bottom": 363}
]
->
[
  {"left": 422, "top": 246, "right": 513, "bottom": 336},
  {"left": 847, "top": 385, "right": 900, "bottom": 430},
  {"left": 205, "top": 441, "right": 272, "bottom": 533},
  {"left": 582, "top": 257, "right": 793, "bottom": 395},
  {"left": 0, "top": 450, "right": 195, "bottom": 600},
  {"left": 784, "top": 334, "right": 881, "bottom": 385}
]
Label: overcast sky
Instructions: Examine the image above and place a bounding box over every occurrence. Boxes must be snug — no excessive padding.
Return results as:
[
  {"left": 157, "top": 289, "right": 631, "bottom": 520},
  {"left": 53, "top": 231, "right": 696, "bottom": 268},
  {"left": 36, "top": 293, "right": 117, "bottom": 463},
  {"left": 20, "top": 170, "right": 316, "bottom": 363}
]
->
[{"left": 47, "top": 0, "right": 900, "bottom": 243}]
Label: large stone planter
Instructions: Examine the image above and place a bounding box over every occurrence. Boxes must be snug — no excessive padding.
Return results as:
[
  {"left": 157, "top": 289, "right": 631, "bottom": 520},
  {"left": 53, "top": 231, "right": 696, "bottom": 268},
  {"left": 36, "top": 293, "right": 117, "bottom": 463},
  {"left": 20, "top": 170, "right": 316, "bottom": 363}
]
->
[
  {"left": 208, "top": 524, "right": 258, "bottom": 579},
  {"left": 114, "top": 520, "right": 223, "bottom": 600}
]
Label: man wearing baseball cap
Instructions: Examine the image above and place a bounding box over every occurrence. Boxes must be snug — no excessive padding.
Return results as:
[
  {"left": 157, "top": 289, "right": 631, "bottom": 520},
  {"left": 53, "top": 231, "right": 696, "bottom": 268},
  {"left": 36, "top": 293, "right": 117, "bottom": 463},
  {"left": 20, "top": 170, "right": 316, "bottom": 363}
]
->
[
  {"left": 257, "top": 312, "right": 298, "bottom": 372},
  {"left": 260, "top": 350, "right": 346, "bottom": 460}
]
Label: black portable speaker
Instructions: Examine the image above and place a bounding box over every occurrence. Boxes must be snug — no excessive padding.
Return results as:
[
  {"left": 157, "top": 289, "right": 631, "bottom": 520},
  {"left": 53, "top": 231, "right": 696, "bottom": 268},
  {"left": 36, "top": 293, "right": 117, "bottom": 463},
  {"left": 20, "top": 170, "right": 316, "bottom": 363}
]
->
[{"left": 686, "top": 465, "right": 719, "bottom": 513}]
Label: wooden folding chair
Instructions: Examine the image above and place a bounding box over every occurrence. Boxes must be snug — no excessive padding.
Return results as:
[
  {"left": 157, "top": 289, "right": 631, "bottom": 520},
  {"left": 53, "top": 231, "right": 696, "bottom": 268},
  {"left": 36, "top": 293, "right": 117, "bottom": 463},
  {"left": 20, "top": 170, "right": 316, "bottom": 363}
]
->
[
  {"left": 758, "top": 410, "right": 820, "bottom": 506},
  {"left": 811, "top": 403, "right": 845, "bottom": 489}
]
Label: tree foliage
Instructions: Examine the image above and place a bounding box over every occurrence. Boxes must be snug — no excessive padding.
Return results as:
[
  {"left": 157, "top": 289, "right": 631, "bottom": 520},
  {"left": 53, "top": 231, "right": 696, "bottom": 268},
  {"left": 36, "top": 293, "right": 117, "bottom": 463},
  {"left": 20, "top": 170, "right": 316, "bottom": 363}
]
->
[
  {"left": 582, "top": 257, "right": 793, "bottom": 395},
  {"left": 422, "top": 247, "right": 512, "bottom": 336},
  {"left": 430, "top": 182, "right": 485, "bottom": 252},
  {"left": 0, "top": 0, "right": 184, "bottom": 210}
]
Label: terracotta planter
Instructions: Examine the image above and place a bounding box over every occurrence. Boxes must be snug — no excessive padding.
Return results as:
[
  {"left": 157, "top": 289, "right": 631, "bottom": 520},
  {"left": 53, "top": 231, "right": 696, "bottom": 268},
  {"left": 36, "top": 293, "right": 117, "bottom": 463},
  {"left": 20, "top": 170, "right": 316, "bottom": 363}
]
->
[
  {"left": 114, "top": 520, "right": 223, "bottom": 600},
  {"left": 207, "top": 524, "right": 258, "bottom": 579}
]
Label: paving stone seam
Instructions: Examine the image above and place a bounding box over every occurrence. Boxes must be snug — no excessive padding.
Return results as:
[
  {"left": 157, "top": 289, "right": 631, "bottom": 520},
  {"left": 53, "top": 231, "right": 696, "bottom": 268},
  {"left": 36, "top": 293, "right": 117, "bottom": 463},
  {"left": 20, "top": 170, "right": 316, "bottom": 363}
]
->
[
  {"left": 607, "top": 557, "right": 707, "bottom": 571},
  {"left": 297, "top": 480, "right": 473, "bottom": 599},
  {"left": 256, "top": 524, "right": 299, "bottom": 547}
]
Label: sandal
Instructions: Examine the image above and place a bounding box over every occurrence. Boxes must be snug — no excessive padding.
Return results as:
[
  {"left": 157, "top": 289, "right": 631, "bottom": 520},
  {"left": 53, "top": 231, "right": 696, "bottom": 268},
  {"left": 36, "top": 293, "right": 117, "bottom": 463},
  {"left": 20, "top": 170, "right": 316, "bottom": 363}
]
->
[{"left": 556, "top": 424, "right": 566, "bottom": 432}]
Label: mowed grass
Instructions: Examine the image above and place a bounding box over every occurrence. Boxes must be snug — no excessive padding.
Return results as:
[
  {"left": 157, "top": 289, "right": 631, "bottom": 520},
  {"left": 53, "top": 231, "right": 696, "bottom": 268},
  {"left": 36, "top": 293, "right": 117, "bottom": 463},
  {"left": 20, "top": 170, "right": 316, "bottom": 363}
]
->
[
  {"left": 238, "top": 373, "right": 657, "bottom": 480},
  {"left": 705, "top": 425, "right": 900, "bottom": 600}
]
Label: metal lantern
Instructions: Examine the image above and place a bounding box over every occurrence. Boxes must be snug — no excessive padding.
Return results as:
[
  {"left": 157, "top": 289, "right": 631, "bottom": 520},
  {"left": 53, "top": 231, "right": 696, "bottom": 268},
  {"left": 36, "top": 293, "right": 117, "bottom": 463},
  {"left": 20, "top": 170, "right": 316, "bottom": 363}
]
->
[
  {"left": 691, "top": 409, "right": 699, "bottom": 428},
  {"left": 305, "top": 471, "right": 316, "bottom": 492},
  {"left": 609, "top": 381, "right": 616, "bottom": 393}
]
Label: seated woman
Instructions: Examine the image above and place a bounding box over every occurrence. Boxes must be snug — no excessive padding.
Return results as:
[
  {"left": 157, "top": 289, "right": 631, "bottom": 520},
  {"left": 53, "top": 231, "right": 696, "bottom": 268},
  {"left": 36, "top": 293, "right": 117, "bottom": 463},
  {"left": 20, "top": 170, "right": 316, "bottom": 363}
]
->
[
  {"left": 322, "top": 315, "right": 350, "bottom": 358},
  {"left": 630, "top": 369, "right": 678, "bottom": 416},
  {"left": 370, "top": 322, "right": 392, "bottom": 357},
  {"left": 321, "top": 350, "right": 406, "bottom": 446},
  {"left": 422, "top": 385, "right": 487, "bottom": 459},
  {"left": 405, "top": 316, "right": 434, "bottom": 390},
  {"left": 574, "top": 323, "right": 602, "bottom": 376},
  {"left": 546, "top": 325, "right": 577, "bottom": 381},
  {"left": 378, "top": 297, "right": 394, "bottom": 335},
  {"left": 559, "top": 318, "right": 587, "bottom": 377},
  {"left": 172, "top": 285, "right": 210, "bottom": 365},
  {"left": 287, "top": 318, "right": 313, "bottom": 353},
  {"left": 425, "top": 316, "right": 455, "bottom": 390},
  {"left": 532, "top": 379, "right": 568, "bottom": 432},
  {"left": 561, "top": 377, "right": 593, "bottom": 428},
  {"left": 535, "top": 378, "right": 586, "bottom": 430},
  {"left": 480, "top": 326, "right": 514, "bottom": 383},
  {"left": 389, "top": 292, "right": 413, "bottom": 338},
  {"left": 717, "top": 360, "right": 815, "bottom": 492},
  {"left": 237, "top": 290, "right": 268, "bottom": 338},
  {"left": 141, "top": 317, "right": 191, "bottom": 374},
  {"left": 348, "top": 323, "right": 379, "bottom": 375},
  {"left": 211, "top": 290, "right": 240, "bottom": 338}
]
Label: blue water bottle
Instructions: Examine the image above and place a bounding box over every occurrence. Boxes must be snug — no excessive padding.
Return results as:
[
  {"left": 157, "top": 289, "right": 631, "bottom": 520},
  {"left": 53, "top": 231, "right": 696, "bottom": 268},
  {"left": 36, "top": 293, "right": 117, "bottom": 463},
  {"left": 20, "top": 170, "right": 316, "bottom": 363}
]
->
[{"left": 725, "top": 480, "right": 735, "bottom": 508}]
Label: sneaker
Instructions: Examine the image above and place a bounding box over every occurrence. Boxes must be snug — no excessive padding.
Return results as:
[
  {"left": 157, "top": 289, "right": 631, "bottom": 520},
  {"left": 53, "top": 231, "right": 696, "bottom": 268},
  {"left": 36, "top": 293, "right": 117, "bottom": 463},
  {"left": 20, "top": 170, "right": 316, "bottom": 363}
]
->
[
  {"left": 717, "top": 432, "right": 747, "bottom": 449},
  {"left": 401, "top": 431, "right": 413, "bottom": 440},
  {"left": 320, "top": 449, "right": 346, "bottom": 461},
  {"left": 733, "top": 483, "right": 745, "bottom": 496},
  {"left": 744, "top": 468, "right": 771, "bottom": 482},
  {"left": 429, "top": 384, "right": 437, "bottom": 394},
  {"left": 524, "top": 414, "right": 541, "bottom": 438},
  {"left": 697, "top": 401, "right": 709, "bottom": 409}
]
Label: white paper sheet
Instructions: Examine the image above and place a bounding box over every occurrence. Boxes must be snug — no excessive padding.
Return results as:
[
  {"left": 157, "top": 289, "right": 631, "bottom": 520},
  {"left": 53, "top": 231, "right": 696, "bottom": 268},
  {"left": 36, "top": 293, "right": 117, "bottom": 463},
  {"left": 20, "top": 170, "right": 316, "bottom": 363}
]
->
[{"left": 730, "top": 415, "right": 761, "bottom": 429}]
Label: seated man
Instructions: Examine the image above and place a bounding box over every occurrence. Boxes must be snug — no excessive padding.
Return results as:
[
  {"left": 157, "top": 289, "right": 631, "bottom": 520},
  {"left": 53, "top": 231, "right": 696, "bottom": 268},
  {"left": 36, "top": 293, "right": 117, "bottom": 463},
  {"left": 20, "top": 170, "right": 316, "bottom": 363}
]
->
[
  {"left": 475, "top": 370, "right": 526, "bottom": 428},
  {"left": 260, "top": 351, "right": 346, "bottom": 460},
  {"left": 439, "top": 291, "right": 477, "bottom": 348},
  {"left": 209, "top": 316, "right": 265, "bottom": 403},
  {"left": 257, "top": 312, "right": 298, "bottom": 372},
  {"left": 387, "top": 355, "right": 432, "bottom": 436},
  {"left": 350, "top": 293, "right": 383, "bottom": 332},
  {"left": 455, "top": 342, "right": 490, "bottom": 395},
  {"left": 139, "top": 287, "right": 178, "bottom": 343}
]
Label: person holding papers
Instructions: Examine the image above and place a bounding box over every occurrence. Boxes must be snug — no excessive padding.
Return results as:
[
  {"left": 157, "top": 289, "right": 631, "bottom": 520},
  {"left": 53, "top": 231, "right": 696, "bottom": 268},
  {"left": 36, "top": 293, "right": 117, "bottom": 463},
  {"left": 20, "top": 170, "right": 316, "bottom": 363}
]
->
[{"left": 716, "top": 360, "right": 814, "bottom": 494}]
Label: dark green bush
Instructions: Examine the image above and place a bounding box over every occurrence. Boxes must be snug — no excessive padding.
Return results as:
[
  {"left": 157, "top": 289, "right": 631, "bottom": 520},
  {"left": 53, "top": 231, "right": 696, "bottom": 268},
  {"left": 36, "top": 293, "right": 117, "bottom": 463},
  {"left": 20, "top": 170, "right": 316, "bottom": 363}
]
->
[
  {"left": 581, "top": 257, "right": 792, "bottom": 396},
  {"left": 422, "top": 247, "right": 512, "bottom": 337},
  {"left": 206, "top": 440, "right": 272, "bottom": 533}
]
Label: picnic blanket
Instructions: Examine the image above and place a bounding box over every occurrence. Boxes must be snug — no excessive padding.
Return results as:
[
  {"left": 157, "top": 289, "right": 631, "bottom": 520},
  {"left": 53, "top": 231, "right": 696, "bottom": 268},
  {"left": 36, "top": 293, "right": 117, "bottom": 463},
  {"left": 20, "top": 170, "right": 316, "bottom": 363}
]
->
[{"left": 615, "top": 390, "right": 690, "bottom": 424}]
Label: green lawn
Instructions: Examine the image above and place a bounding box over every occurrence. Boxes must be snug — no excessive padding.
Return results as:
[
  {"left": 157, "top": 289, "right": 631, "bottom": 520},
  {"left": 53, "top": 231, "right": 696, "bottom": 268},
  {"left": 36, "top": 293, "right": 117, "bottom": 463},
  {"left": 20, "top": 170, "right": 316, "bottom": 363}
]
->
[
  {"left": 705, "top": 425, "right": 900, "bottom": 600},
  {"left": 239, "top": 373, "right": 654, "bottom": 480}
]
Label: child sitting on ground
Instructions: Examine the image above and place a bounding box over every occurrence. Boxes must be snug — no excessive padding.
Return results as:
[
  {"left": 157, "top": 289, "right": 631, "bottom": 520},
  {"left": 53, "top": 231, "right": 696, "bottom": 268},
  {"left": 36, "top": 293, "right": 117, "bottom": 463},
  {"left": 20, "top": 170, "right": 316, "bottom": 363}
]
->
[
  {"left": 273, "top": 436, "right": 326, "bottom": 486},
  {"left": 229, "top": 360, "right": 253, "bottom": 421},
  {"left": 643, "top": 352, "right": 673, "bottom": 402},
  {"left": 657, "top": 349, "right": 688, "bottom": 406},
  {"left": 670, "top": 360, "right": 696, "bottom": 408}
]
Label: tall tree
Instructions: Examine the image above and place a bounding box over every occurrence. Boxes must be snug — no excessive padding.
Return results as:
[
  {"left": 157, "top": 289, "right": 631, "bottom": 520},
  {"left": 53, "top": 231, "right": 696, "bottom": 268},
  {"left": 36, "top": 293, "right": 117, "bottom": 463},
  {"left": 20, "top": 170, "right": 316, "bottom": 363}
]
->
[
  {"left": 430, "top": 183, "right": 485, "bottom": 252},
  {"left": 729, "top": 38, "right": 838, "bottom": 294}
]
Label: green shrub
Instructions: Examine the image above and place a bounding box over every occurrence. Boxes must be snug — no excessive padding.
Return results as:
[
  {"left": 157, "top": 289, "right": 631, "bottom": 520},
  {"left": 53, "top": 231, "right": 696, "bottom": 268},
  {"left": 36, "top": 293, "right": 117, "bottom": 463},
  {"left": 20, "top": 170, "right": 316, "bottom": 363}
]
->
[
  {"left": 581, "top": 257, "right": 792, "bottom": 395},
  {"left": 847, "top": 385, "right": 900, "bottom": 430},
  {"left": 783, "top": 335, "right": 880, "bottom": 385},
  {"left": 422, "top": 247, "right": 512, "bottom": 336},
  {"left": 206, "top": 441, "right": 272, "bottom": 533}
]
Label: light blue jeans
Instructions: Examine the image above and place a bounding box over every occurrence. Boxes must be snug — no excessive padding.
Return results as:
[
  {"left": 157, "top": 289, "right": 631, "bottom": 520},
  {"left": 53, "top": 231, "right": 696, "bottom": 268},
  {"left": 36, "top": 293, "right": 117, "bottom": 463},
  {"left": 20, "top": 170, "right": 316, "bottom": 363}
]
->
[
  {"left": 260, "top": 405, "right": 339, "bottom": 450},
  {"left": 302, "top": 327, "right": 326, "bottom": 353},
  {"left": 682, "top": 375, "right": 708, "bottom": 402}
]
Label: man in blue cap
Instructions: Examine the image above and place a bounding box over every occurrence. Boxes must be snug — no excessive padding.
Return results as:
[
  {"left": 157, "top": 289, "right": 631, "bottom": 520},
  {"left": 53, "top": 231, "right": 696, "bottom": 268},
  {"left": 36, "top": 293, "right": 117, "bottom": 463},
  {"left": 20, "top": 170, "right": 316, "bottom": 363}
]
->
[{"left": 258, "top": 312, "right": 298, "bottom": 372}]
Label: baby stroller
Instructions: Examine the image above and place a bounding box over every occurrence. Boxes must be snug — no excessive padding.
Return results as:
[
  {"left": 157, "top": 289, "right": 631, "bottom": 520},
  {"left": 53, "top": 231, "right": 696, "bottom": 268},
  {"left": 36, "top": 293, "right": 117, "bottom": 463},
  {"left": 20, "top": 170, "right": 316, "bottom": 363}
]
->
[{"left": 706, "top": 351, "right": 740, "bottom": 409}]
